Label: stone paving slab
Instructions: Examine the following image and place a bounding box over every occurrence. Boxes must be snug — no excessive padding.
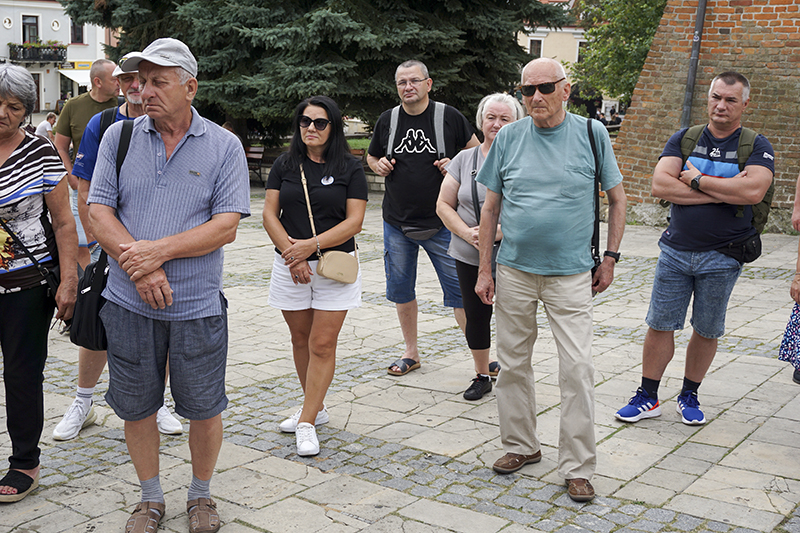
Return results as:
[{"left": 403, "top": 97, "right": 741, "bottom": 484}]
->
[{"left": 2, "top": 186, "right": 800, "bottom": 532}]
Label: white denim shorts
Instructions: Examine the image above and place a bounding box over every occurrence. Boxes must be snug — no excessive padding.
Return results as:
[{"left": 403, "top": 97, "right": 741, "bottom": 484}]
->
[{"left": 268, "top": 252, "right": 362, "bottom": 311}]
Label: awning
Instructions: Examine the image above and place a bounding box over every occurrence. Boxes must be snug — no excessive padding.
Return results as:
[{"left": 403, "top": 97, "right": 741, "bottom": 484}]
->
[{"left": 58, "top": 69, "right": 91, "bottom": 87}]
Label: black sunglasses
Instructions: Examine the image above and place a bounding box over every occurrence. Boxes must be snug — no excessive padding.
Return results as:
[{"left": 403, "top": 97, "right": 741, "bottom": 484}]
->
[
  {"left": 299, "top": 116, "right": 331, "bottom": 130},
  {"left": 518, "top": 77, "right": 566, "bottom": 97}
]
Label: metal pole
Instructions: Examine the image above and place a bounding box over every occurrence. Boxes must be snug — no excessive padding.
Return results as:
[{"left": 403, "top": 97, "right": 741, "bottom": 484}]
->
[{"left": 680, "top": 0, "right": 708, "bottom": 128}]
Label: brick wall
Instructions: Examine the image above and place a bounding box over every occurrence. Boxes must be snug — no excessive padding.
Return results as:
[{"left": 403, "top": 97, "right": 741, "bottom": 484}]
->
[{"left": 617, "top": 0, "right": 800, "bottom": 232}]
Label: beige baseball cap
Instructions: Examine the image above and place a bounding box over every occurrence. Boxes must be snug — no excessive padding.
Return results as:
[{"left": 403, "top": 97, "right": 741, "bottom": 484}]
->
[
  {"left": 120, "top": 38, "right": 197, "bottom": 77},
  {"left": 112, "top": 52, "right": 140, "bottom": 77}
]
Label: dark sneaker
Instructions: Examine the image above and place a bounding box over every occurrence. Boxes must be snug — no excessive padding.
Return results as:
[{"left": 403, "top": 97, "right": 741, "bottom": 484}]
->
[
  {"left": 463, "top": 375, "right": 492, "bottom": 401},
  {"left": 793, "top": 368, "right": 800, "bottom": 385},
  {"left": 615, "top": 387, "right": 661, "bottom": 423},
  {"left": 676, "top": 390, "right": 705, "bottom": 425}
]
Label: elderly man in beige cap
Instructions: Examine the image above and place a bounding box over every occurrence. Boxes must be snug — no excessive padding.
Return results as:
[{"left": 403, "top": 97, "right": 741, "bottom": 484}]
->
[{"left": 87, "top": 38, "right": 250, "bottom": 533}]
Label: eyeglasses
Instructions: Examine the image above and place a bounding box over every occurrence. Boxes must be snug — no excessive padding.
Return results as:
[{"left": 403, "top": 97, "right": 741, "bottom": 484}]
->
[
  {"left": 396, "top": 78, "right": 429, "bottom": 88},
  {"left": 518, "top": 78, "right": 566, "bottom": 97},
  {"left": 299, "top": 116, "right": 331, "bottom": 130}
]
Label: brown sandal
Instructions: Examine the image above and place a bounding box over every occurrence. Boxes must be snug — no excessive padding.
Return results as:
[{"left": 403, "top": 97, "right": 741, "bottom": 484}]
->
[
  {"left": 125, "top": 501, "right": 165, "bottom": 533},
  {"left": 187, "top": 497, "right": 220, "bottom": 533},
  {"left": 565, "top": 478, "right": 595, "bottom": 502}
]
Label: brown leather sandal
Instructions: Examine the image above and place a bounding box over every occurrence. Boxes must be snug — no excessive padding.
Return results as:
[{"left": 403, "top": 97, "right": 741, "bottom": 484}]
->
[
  {"left": 187, "top": 497, "right": 220, "bottom": 533},
  {"left": 125, "top": 501, "right": 165, "bottom": 533},
  {"left": 565, "top": 478, "right": 595, "bottom": 502}
]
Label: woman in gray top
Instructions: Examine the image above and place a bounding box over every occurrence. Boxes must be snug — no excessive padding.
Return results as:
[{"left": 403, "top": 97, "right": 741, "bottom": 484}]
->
[{"left": 436, "top": 93, "right": 525, "bottom": 400}]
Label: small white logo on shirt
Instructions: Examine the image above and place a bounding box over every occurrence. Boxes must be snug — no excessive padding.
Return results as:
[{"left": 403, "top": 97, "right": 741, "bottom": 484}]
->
[
  {"left": 763, "top": 152, "right": 774, "bottom": 160},
  {"left": 710, "top": 147, "right": 721, "bottom": 158},
  {"left": 321, "top": 176, "right": 334, "bottom": 186}
]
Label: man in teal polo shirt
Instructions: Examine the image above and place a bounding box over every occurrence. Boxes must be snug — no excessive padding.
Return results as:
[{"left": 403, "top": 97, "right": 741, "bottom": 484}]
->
[{"left": 475, "top": 58, "right": 627, "bottom": 502}]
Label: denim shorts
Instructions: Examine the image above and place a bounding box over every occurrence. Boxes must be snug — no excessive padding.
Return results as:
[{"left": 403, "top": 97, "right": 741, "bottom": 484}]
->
[
  {"left": 100, "top": 297, "right": 229, "bottom": 421},
  {"left": 383, "top": 221, "right": 462, "bottom": 307},
  {"left": 646, "top": 242, "right": 742, "bottom": 339}
]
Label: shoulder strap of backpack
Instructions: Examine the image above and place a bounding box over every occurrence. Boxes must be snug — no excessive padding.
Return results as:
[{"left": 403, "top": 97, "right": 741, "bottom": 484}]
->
[
  {"left": 433, "top": 101, "right": 446, "bottom": 160},
  {"left": 737, "top": 127, "right": 757, "bottom": 171},
  {"left": 386, "top": 105, "right": 401, "bottom": 161},
  {"left": 680, "top": 124, "right": 705, "bottom": 168},
  {"left": 99, "top": 107, "right": 118, "bottom": 141},
  {"left": 116, "top": 119, "right": 133, "bottom": 178},
  {"left": 586, "top": 119, "right": 601, "bottom": 265}
]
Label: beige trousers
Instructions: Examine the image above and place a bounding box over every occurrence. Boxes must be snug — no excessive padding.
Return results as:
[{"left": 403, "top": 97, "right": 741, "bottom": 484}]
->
[{"left": 494, "top": 264, "right": 597, "bottom": 480}]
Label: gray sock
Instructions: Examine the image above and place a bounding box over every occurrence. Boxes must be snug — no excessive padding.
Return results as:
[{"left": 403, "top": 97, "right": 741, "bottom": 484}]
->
[
  {"left": 187, "top": 474, "right": 211, "bottom": 502},
  {"left": 140, "top": 475, "right": 165, "bottom": 505}
]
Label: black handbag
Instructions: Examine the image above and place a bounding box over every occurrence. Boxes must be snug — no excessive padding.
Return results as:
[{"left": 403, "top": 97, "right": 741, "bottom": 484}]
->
[{"left": 70, "top": 251, "right": 108, "bottom": 350}]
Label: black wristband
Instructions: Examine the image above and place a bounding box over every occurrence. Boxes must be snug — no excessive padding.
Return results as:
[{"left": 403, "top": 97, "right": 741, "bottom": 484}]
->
[{"left": 604, "top": 250, "right": 621, "bottom": 262}]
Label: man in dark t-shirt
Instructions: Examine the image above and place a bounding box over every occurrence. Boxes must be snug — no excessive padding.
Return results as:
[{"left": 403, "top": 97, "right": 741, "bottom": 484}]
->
[
  {"left": 615, "top": 71, "right": 774, "bottom": 427},
  {"left": 368, "top": 60, "right": 479, "bottom": 376}
]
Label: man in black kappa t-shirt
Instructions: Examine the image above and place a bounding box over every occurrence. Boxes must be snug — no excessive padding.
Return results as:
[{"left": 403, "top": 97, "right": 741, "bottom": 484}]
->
[{"left": 368, "top": 60, "right": 479, "bottom": 377}]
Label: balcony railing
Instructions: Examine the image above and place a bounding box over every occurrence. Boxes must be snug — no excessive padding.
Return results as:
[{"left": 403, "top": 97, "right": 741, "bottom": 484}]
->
[{"left": 8, "top": 44, "right": 68, "bottom": 63}]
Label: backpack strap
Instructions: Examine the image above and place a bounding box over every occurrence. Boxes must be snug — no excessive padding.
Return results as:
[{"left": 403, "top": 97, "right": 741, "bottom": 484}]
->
[
  {"left": 679, "top": 124, "right": 705, "bottom": 168},
  {"left": 586, "top": 119, "right": 601, "bottom": 270},
  {"left": 117, "top": 119, "right": 133, "bottom": 178},
  {"left": 433, "top": 101, "right": 446, "bottom": 160},
  {"left": 737, "top": 127, "right": 757, "bottom": 171},
  {"left": 99, "top": 107, "right": 118, "bottom": 140},
  {"left": 386, "top": 105, "right": 401, "bottom": 161}
]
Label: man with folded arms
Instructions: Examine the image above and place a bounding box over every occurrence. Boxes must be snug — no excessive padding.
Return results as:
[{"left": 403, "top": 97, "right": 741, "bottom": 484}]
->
[{"left": 88, "top": 38, "right": 249, "bottom": 533}]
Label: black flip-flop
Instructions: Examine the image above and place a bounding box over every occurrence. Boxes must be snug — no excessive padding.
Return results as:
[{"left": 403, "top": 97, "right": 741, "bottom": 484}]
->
[
  {"left": 388, "top": 358, "right": 421, "bottom": 376},
  {"left": 0, "top": 469, "right": 39, "bottom": 503}
]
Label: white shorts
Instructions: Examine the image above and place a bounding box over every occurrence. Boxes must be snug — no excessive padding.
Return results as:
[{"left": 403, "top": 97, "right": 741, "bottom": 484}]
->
[{"left": 268, "top": 252, "right": 362, "bottom": 311}]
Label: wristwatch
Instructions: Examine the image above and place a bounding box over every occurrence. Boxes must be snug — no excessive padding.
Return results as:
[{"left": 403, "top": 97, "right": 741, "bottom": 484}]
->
[
  {"left": 604, "top": 250, "right": 621, "bottom": 262},
  {"left": 690, "top": 174, "right": 703, "bottom": 190}
]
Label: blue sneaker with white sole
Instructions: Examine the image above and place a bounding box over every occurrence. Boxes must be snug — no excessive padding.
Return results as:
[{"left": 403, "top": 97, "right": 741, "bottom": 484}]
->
[
  {"left": 676, "top": 390, "right": 706, "bottom": 425},
  {"left": 615, "top": 387, "right": 661, "bottom": 423}
]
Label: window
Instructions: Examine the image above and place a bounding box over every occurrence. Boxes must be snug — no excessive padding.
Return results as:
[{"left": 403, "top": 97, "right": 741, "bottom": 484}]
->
[
  {"left": 70, "top": 19, "right": 84, "bottom": 44},
  {"left": 529, "top": 39, "right": 542, "bottom": 59},
  {"left": 22, "top": 15, "right": 38, "bottom": 43}
]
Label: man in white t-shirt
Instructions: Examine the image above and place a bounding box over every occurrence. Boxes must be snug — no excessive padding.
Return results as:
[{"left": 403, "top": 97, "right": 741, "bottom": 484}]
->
[{"left": 34, "top": 112, "right": 56, "bottom": 142}]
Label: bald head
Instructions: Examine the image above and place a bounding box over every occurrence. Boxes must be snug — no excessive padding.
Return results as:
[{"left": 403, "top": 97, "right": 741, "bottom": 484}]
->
[{"left": 521, "top": 58, "right": 567, "bottom": 85}]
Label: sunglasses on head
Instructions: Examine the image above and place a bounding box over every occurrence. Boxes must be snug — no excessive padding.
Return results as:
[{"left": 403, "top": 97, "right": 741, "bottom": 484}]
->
[
  {"left": 518, "top": 77, "right": 566, "bottom": 97},
  {"left": 299, "top": 116, "right": 331, "bottom": 130}
]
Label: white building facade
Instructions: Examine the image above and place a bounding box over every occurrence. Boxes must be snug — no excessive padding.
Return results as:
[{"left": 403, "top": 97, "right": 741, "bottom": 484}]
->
[{"left": 1, "top": 0, "right": 112, "bottom": 113}]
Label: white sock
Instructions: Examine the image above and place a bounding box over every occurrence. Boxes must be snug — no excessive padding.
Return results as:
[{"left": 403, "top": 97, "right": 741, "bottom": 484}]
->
[{"left": 76, "top": 386, "right": 94, "bottom": 409}]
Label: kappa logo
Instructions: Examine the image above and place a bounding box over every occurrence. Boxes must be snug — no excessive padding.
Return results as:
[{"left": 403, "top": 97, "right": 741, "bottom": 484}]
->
[
  {"left": 393, "top": 129, "right": 435, "bottom": 155},
  {"left": 709, "top": 147, "right": 721, "bottom": 158},
  {"left": 763, "top": 152, "right": 774, "bottom": 160}
]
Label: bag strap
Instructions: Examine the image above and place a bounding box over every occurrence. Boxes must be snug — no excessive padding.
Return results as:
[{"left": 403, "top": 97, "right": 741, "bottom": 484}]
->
[
  {"left": 299, "top": 164, "right": 357, "bottom": 261},
  {"left": 433, "top": 101, "right": 446, "bottom": 160},
  {"left": 469, "top": 148, "right": 481, "bottom": 224},
  {"left": 679, "top": 124, "right": 705, "bottom": 169},
  {"left": 117, "top": 119, "right": 133, "bottom": 178},
  {"left": 99, "top": 107, "right": 118, "bottom": 140},
  {"left": 586, "top": 119, "right": 601, "bottom": 267},
  {"left": 386, "top": 105, "right": 401, "bottom": 161}
]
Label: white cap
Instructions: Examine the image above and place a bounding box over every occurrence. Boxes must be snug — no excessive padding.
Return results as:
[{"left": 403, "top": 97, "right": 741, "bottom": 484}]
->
[
  {"left": 120, "top": 38, "right": 197, "bottom": 77},
  {"left": 112, "top": 52, "right": 140, "bottom": 77}
]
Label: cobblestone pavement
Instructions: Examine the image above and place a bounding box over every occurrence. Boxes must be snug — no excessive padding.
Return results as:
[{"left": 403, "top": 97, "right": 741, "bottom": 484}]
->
[{"left": 2, "top": 186, "right": 800, "bottom": 533}]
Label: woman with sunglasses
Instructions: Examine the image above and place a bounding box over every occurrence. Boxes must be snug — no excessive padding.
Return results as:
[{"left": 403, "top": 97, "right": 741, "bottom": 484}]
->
[
  {"left": 436, "top": 93, "right": 525, "bottom": 400},
  {"left": 263, "top": 96, "right": 367, "bottom": 456}
]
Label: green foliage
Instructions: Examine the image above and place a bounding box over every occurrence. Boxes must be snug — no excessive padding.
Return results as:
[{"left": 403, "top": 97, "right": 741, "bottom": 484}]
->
[
  {"left": 570, "top": 0, "right": 667, "bottom": 101},
  {"left": 60, "top": 0, "right": 569, "bottom": 144}
]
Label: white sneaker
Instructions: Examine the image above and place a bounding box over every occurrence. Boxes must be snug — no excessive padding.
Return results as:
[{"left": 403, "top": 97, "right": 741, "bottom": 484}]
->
[
  {"left": 53, "top": 399, "right": 97, "bottom": 441},
  {"left": 296, "top": 423, "right": 320, "bottom": 456},
  {"left": 156, "top": 405, "right": 183, "bottom": 435},
  {"left": 278, "top": 405, "right": 329, "bottom": 433}
]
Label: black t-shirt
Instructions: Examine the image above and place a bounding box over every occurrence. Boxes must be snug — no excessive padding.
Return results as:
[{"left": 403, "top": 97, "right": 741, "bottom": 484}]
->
[
  {"left": 368, "top": 101, "right": 474, "bottom": 229},
  {"left": 266, "top": 153, "right": 368, "bottom": 261}
]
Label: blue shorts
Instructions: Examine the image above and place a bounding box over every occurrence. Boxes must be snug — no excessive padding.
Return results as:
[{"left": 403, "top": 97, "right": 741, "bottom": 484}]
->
[
  {"left": 383, "top": 221, "right": 462, "bottom": 308},
  {"left": 646, "top": 242, "right": 742, "bottom": 339},
  {"left": 100, "top": 297, "right": 229, "bottom": 421}
]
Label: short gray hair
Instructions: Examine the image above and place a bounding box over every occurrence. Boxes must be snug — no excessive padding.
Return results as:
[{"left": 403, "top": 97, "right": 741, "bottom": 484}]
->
[
  {"left": 175, "top": 67, "right": 194, "bottom": 86},
  {"left": 476, "top": 93, "right": 526, "bottom": 130},
  {"left": 395, "top": 60, "right": 429, "bottom": 81},
  {"left": 89, "top": 59, "right": 115, "bottom": 88},
  {"left": 0, "top": 64, "right": 37, "bottom": 118},
  {"left": 709, "top": 71, "right": 750, "bottom": 102}
]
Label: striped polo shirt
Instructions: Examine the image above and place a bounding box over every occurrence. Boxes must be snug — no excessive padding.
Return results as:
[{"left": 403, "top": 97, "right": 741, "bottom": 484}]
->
[{"left": 88, "top": 107, "right": 251, "bottom": 320}]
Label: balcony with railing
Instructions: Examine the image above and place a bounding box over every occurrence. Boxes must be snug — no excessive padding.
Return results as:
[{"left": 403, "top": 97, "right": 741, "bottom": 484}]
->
[{"left": 8, "top": 41, "right": 68, "bottom": 64}]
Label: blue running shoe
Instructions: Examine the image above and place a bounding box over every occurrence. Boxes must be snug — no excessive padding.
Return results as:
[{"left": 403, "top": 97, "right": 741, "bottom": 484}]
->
[
  {"left": 676, "top": 390, "right": 706, "bottom": 425},
  {"left": 615, "top": 387, "right": 661, "bottom": 423}
]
